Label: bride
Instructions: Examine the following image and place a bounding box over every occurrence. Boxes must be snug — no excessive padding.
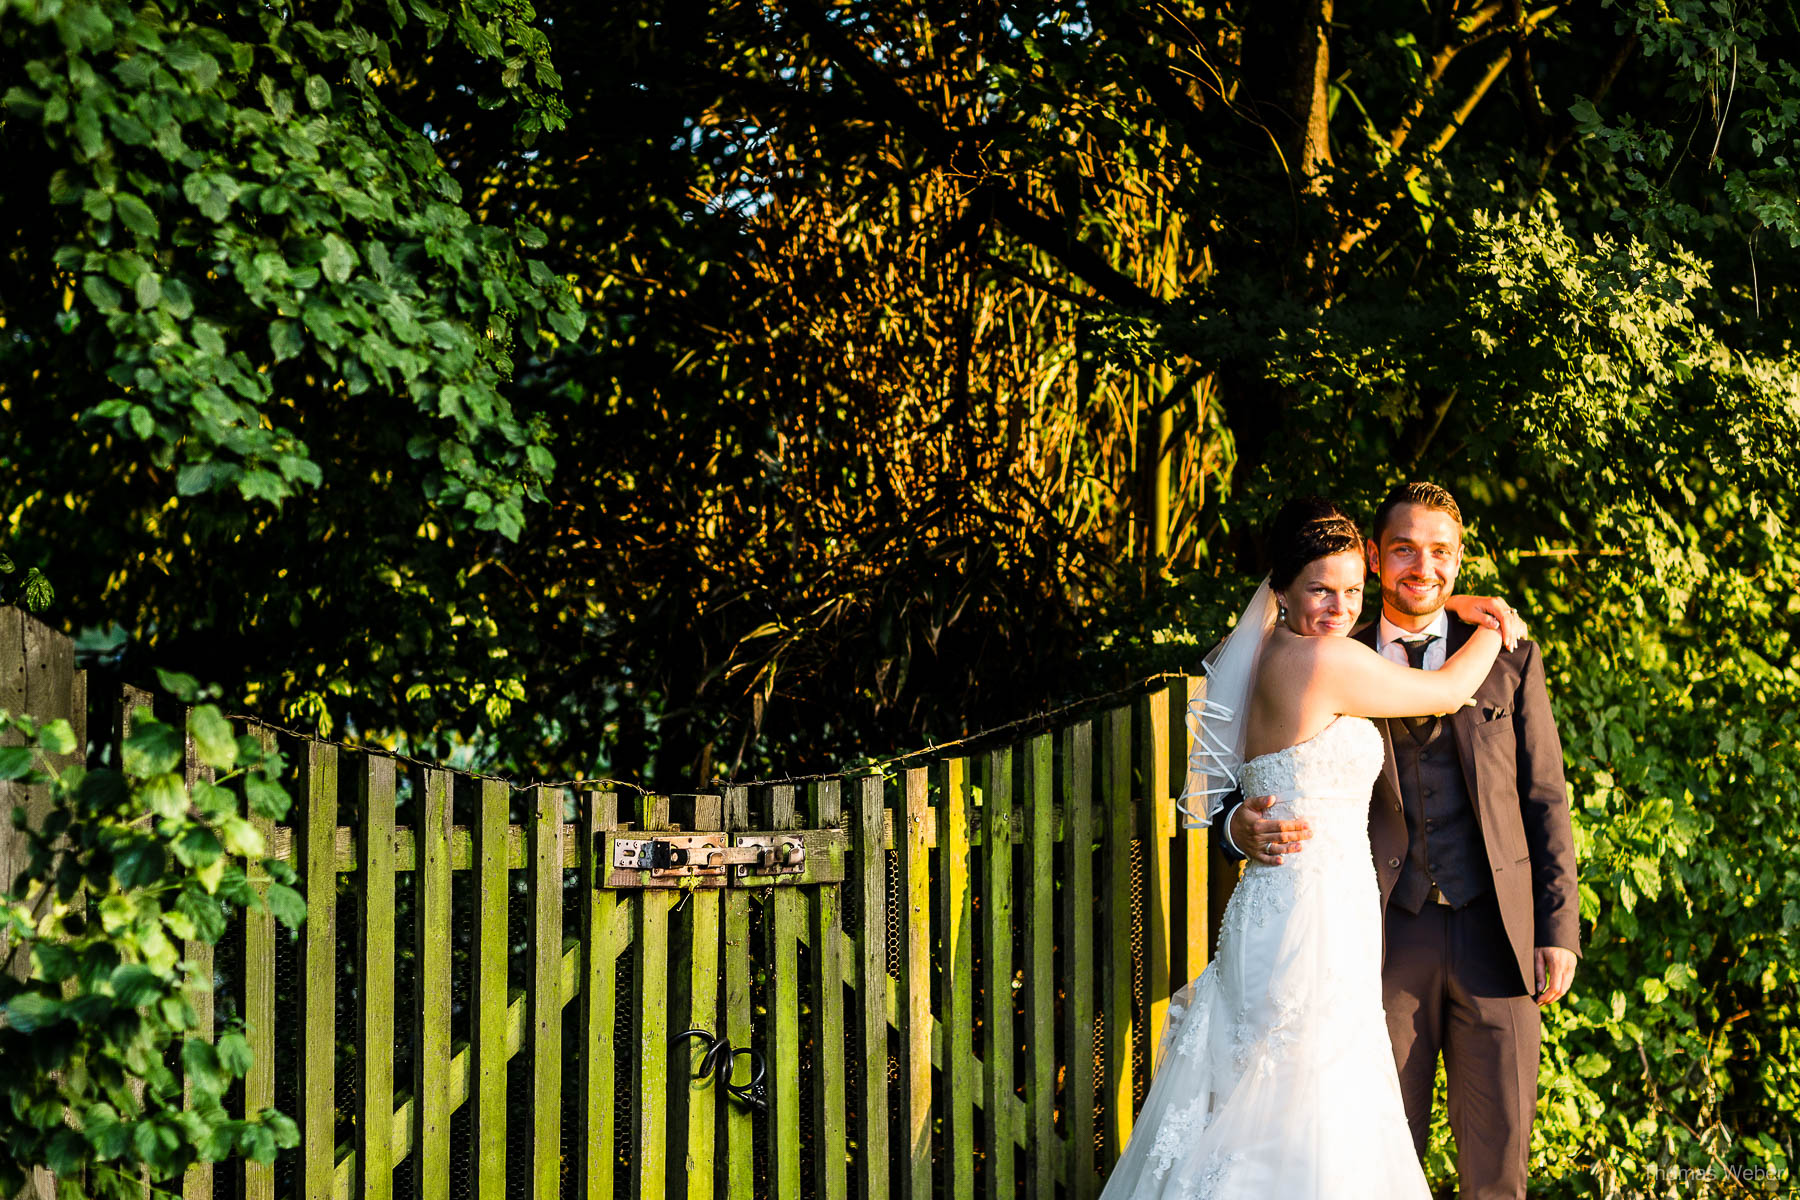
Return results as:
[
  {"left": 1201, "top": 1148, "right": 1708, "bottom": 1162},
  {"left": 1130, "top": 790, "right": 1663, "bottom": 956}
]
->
[{"left": 1098, "top": 498, "right": 1521, "bottom": 1199}]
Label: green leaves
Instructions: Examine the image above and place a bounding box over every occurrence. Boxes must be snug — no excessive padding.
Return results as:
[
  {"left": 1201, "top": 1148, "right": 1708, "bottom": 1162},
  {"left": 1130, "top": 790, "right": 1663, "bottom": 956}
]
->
[
  {"left": 4, "top": 0, "right": 579, "bottom": 551},
  {"left": 0, "top": 746, "right": 36, "bottom": 780},
  {"left": 3, "top": 992, "right": 64, "bottom": 1034},
  {"left": 112, "top": 192, "right": 158, "bottom": 239},
  {"left": 188, "top": 706, "right": 237, "bottom": 771},
  {"left": 265, "top": 882, "right": 306, "bottom": 929},
  {"left": 0, "top": 694, "right": 298, "bottom": 1184},
  {"left": 121, "top": 721, "right": 182, "bottom": 779}
]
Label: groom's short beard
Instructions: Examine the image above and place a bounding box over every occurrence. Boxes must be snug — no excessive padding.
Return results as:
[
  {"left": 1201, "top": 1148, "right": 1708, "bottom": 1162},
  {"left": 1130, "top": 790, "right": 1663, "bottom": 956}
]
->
[{"left": 1383, "top": 580, "right": 1448, "bottom": 618}]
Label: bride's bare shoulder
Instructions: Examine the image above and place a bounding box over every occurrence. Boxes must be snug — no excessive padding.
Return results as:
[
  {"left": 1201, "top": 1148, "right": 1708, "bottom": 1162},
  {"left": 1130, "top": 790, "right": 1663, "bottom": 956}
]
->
[{"left": 1264, "top": 631, "right": 1373, "bottom": 675}]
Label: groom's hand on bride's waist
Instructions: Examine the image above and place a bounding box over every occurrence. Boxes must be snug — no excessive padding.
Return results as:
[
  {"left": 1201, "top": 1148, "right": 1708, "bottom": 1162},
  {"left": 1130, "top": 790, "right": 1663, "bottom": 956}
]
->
[{"left": 1232, "top": 795, "right": 1312, "bottom": 866}]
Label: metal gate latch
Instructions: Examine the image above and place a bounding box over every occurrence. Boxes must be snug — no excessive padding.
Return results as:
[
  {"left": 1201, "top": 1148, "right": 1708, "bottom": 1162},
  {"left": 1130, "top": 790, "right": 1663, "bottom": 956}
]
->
[{"left": 612, "top": 834, "right": 806, "bottom": 879}]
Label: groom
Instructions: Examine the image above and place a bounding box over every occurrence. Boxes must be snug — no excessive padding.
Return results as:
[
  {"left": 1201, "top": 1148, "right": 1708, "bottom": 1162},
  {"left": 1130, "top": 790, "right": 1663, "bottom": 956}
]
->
[{"left": 1225, "top": 481, "right": 1580, "bottom": 1199}]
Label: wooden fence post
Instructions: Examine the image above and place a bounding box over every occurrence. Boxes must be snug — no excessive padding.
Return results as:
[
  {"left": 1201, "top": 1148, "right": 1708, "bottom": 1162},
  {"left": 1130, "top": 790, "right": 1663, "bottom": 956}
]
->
[
  {"left": 852, "top": 774, "right": 890, "bottom": 1200},
  {"left": 298, "top": 743, "right": 339, "bottom": 1200},
  {"left": 1139, "top": 689, "right": 1173, "bottom": 1072},
  {"left": 896, "top": 767, "right": 932, "bottom": 1200},
  {"left": 1021, "top": 732, "right": 1057, "bottom": 1194},
  {"left": 472, "top": 779, "right": 510, "bottom": 1200},
  {"left": 635, "top": 795, "right": 673, "bottom": 1200},
  {"left": 721, "top": 787, "right": 754, "bottom": 1200},
  {"left": 939, "top": 757, "right": 974, "bottom": 1200},
  {"left": 411, "top": 768, "right": 452, "bottom": 1200},
  {"left": 356, "top": 754, "right": 398, "bottom": 1200},
  {"left": 1060, "top": 722, "right": 1096, "bottom": 1199},
  {"left": 806, "top": 781, "right": 847, "bottom": 1200},
  {"left": 980, "top": 746, "right": 1015, "bottom": 1198}
]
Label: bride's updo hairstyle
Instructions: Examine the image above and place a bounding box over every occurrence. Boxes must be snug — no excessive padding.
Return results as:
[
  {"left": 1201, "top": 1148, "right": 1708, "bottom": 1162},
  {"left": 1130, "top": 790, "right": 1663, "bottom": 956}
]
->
[{"left": 1266, "top": 497, "right": 1363, "bottom": 589}]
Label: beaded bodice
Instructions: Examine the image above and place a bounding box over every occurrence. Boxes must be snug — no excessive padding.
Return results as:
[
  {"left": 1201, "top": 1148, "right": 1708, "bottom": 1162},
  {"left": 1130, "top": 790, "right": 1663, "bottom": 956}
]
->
[{"left": 1238, "top": 716, "right": 1384, "bottom": 867}]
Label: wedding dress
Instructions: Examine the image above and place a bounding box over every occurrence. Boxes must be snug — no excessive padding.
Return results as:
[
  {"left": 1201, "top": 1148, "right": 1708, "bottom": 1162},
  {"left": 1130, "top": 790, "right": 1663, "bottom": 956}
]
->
[{"left": 1097, "top": 714, "right": 1431, "bottom": 1199}]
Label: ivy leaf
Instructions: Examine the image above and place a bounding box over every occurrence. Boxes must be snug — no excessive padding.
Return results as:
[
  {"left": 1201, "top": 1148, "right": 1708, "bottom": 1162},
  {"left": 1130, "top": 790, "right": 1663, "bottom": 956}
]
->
[
  {"left": 269, "top": 319, "right": 303, "bottom": 362},
  {"left": 0, "top": 746, "right": 37, "bottom": 780},
  {"left": 188, "top": 705, "right": 238, "bottom": 770},
  {"left": 265, "top": 882, "right": 307, "bottom": 929},
  {"left": 113, "top": 838, "right": 165, "bottom": 888},
  {"left": 243, "top": 772, "right": 290, "bottom": 820},
  {"left": 110, "top": 963, "right": 163, "bottom": 1006},
  {"left": 217, "top": 1030, "right": 254, "bottom": 1077},
  {"left": 113, "top": 192, "right": 159, "bottom": 239},
  {"left": 21, "top": 569, "right": 52, "bottom": 612},
  {"left": 155, "top": 668, "right": 204, "bottom": 702},
  {"left": 4, "top": 991, "right": 64, "bottom": 1033},
  {"left": 122, "top": 721, "right": 183, "bottom": 777},
  {"left": 181, "top": 1038, "right": 225, "bottom": 1098},
  {"left": 321, "top": 234, "right": 355, "bottom": 284},
  {"left": 142, "top": 772, "right": 189, "bottom": 820},
  {"left": 37, "top": 718, "right": 76, "bottom": 757},
  {"left": 218, "top": 814, "right": 265, "bottom": 858}
]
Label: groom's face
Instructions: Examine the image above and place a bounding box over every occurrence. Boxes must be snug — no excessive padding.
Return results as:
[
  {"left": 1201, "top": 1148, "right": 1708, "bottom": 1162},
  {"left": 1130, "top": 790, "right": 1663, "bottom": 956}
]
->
[{"left": 1366, "top": 503, "right": 1462, "bottom": 619}]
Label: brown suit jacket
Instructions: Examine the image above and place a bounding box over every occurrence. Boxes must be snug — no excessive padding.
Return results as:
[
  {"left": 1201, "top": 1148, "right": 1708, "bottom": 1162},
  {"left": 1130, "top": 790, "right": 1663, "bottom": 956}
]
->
[{"left": 1355, "top": 618, "right": 1582, "bottom": 992}]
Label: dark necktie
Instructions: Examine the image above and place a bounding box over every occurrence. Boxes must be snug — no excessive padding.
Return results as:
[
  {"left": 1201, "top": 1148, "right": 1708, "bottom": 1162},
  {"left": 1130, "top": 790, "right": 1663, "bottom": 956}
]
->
[
  {"left": 1402, "top": 634, "right": 1439, "bottom": 669},
  {"left": 1399, "top": 634, "right": 1442, "bottom": 738}
]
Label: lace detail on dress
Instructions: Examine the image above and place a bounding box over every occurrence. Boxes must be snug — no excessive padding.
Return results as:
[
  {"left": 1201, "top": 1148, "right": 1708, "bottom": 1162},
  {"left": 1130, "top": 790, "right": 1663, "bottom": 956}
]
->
[
  {"left": 1148, "top": 1095, "right": 1212, "bottom": 1179},
  {"left": 1177, "top": 1149, "right": 1240, "bottom": 1199}
]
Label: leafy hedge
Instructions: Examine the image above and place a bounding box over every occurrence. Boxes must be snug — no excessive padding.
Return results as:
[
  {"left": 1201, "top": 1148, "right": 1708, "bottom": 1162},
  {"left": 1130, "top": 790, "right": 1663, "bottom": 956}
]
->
[{"left": 0, "top": 675, "right": 304, "bottom": 1197}]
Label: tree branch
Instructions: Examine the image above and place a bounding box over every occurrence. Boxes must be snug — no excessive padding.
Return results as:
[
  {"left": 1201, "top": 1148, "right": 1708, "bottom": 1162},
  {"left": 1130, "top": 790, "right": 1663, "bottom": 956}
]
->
[
  {"left": 1338, "top": 40, "right": 1520, "bottom": 258},
  {"left": 1385, "top": 3, "right": 1507, "bottom": 152},
  {"left": 778, "top": 0, "right": 1165, "bottom": 311}
]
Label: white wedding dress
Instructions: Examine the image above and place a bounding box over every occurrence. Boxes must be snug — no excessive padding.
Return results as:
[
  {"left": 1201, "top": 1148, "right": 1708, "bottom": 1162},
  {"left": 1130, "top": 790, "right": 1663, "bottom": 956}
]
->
[{"left": 1098, "top": 715, "right": 1431, "bottom": 1199}]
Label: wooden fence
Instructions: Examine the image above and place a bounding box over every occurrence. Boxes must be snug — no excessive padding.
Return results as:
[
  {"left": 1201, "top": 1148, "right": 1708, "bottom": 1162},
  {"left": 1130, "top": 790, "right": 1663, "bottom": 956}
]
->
[{"left": 2, "top": 609, "right": 1236, "bottom": 1200}]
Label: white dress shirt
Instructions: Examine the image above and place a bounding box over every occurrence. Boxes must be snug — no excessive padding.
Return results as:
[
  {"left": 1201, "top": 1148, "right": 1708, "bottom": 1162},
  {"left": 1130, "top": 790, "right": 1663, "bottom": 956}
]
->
[{"left": 1376, "top": 609, "right": 1451, "bottom": 671}]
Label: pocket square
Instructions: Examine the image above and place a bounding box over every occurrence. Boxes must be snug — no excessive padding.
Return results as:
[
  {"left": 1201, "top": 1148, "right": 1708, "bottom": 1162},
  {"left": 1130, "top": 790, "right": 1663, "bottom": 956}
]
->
[{"left": 1480, "top": 704, "right": 1512, "bottom": 721}]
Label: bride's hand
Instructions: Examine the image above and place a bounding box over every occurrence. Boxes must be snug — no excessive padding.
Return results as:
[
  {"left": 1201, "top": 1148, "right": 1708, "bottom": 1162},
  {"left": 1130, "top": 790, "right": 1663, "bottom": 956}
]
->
[{"left": 1446, "top": 594, "right": 1525, "bottom": 650}]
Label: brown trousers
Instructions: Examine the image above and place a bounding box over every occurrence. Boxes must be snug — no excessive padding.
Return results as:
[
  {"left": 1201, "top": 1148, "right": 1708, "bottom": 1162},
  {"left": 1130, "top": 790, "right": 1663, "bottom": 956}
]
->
[{"left": 1383, "top": 895, "right": 1541, "bottom": 1200}]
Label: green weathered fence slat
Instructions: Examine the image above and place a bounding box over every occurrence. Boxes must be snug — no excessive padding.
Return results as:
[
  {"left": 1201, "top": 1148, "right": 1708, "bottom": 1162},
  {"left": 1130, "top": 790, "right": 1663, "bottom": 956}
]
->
[
  {"left": 721, "top": 787, "right": 754, "bottom": 1200},
  {"left": 897, "top": 766, "right": 932, "bottom": 1200},
  {"left": 581, "top": 791, "right": 623, "bottom": 1200},
  {"left": 242, "top": 728, "right": 278, "bottom": 1200},
  {"left": 1139, "top": 689, "right": 1173, "bottom": 1072},
  {"left": 358, "top": 755, "right": 398, "bottom": 1200},
  {"left": 1177, "top": 678, "right": 1209, "bottom": 992},
  {"left": 299, "top": 742, "right": 339, "bottom": 1200},
  {"left": 1021, "top": 732, "right": 1057, "bottom": 1195},
  {"left": 853, "top": 774, "right": 890, "bottom": 1200},
  {"left": 769, "top": 785, "right": 804, "bottom": 1200},
  {"left": 472, "top": 779, "right": 510, "bottom": 1200},
  {"left": 529, "top": 786, "right": 564, "bottom": 1200},
  {"left": 1100, "top": 707, "right": 1135, "bottom": 1163},
  {"left": 940, "top": 757, "right": 974, "bottom": 1200},
  {"left": 981, "top": 747, "right": 1015, "bottom": 1198},
  {"left": 683, "top": 792, "right": 723, "bottom": 1200},
  {"left": 806, "top": 781, "right": 847, "bottom": 1200},
  {"left": 412, "top": 768, "right": 452, "bottom": 1199},
  {"left": 636, "top": 795, "right": 673, "bottom": 1200},
  {"left": 1060, "top": 722, "right": 1097, "bottom": 1198},
  {"left": 182, "top": 719, "right": 214, "bottom": 1200}
]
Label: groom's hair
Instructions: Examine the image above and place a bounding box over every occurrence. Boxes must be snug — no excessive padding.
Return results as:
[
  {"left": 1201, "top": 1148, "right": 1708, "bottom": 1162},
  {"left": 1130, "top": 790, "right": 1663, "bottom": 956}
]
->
[{"left": 1372, "top": 481, "right": 1463, "bottom": 543}]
